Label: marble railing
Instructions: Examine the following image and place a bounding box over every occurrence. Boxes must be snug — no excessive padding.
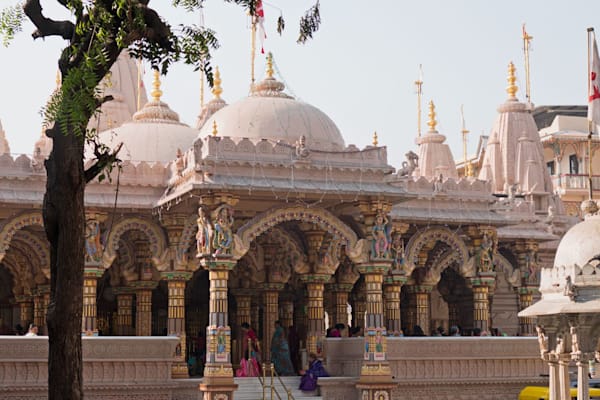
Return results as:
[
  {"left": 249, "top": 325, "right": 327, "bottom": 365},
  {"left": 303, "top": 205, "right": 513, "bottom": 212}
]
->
[
  {"left": 0, "top": 336, "right": 181, "bottom": 400},
  {"left": 323, "top": 337, "right": 548, "bottom": 400}
]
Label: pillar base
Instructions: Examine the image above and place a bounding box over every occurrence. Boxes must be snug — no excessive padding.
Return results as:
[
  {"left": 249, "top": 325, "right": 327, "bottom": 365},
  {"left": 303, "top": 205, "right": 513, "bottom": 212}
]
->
[
  {"left": 202, "top": 363, "right": 236, "bottom": 386},
  {"left": 199, "top": 381, "right": 238, "bottom": 400},
  {"left": 356, "top": 371, "right": 397, "bottom": 400},
  {"left": 171, "top": 360, "right": 189, "bottom": 379}
]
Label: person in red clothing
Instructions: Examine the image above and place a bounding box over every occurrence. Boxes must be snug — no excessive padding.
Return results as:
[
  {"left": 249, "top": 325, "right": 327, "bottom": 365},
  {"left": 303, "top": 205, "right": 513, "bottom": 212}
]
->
[{"left": 237, "top": 322, "right": 261, "bottom": 377}]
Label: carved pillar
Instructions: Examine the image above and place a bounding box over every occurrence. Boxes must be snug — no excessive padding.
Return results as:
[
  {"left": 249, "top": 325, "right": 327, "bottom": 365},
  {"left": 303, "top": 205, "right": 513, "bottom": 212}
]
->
[
  {"left": 82, "top": 268, "right": 103, "bottom": 334},
  {"left": 280, "top": 298, "right": 294, "bottom": 331},
  {"left": 294, "top": 294, "right": 307, "bottom": 347},
  {"left": 469, "top": 274, "right": 496, "bottom": 333},
  {"left": 198, "top": 256, "right": 238, "bottom": 398},
  {"left": 557, "top": 354, "right": 571, "bottom": 400},
  {"left": 353, "top": 295, "right": 367, "bottom": 329},
  {"left": 163, "top": 272, "right": 191, "bottom": 378},
  {"left": 133, "top": 281, "right": 157, "bottom": 336},
  {"left": 574, "top": 353, "right": 592, "bottom": 400},
  {"left": 518, "top": 288, "right": 536, "bottom": 335},
  {"left": 262, "top": 284, "right": 282, "bottom": 361},
  {"left": 16, "top": 295, "right": 33, "bottom": 329},
  {"left": 383, "top": 273, "right": 406, "bottom": 335},
  {"left": 547, "top": 353, "right": 559, "bottom": 400},
  {"left": 406, "top": 285, "right": 433, "bottom": 335},
  {"left": 300, "top": 275, "right": 328, "bottom": 358},
  {"left": 330, "top": 284, "right": 352, "bottom": 329},
  {"left": 115, "top": 288, "right": 134, "bottom": 335},
  {"left": 34, "top": 286, "right": 49, "bottom": 335},
  {"left": 233, "top": 290, "right": 252, "bottom": 365},
  {"left": 516, "top": 240, "right": 539, "bottom": 335}
]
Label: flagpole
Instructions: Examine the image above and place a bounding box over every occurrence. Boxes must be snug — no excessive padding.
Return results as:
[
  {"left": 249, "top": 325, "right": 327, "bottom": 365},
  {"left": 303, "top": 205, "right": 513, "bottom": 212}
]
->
[
  {"left": 251, "top": 13, "right": 257, "bottom": 86},
  {"left": 415, "top": 65, "right": 423, "bottom": 137},
  {"left": 522, "top": 24, "right": 533, "bottom": 105},
  {"left": 137, "top": 59, "right": 142, "bottom": 111},
  {"left": 588, "top": 27, "right": 594, "bottom": 200}
]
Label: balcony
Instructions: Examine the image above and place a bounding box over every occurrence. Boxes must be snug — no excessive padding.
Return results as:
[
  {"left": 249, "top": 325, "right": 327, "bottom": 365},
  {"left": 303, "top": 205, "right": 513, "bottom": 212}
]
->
[{"left": 552, "top": 174, "right": 600, "bottom": 193}]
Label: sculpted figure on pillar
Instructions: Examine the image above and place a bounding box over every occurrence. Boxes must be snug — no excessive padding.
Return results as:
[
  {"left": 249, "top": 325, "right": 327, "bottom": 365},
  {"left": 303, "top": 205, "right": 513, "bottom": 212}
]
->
[
  {"left": 477, "top": 233, "right": 495, "bottom": 273},
  {"left": 85, "top": 219, "right": 103, "bottom": 264},
  {"left": 371, "top": 211, "right": 391, "bottom": 260},
  {"left": 391, "top": 234, "right": 405, "bottom": 271},
  {"left": 536, "top": 325, "right": 548, "bottom": 356},
  {"left": 196, "top": 206, "right": 213, "bottom": 256},
  {"left": 212, "top": 205, "right": 234, "bottom": 255}
]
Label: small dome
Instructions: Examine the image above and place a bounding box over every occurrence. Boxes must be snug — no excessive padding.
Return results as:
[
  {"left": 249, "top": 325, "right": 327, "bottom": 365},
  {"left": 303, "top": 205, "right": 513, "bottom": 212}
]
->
[
  {"left": 90, "top": 71, "right": 197, "bottom": 164},
  {"left": 198, "top": 64, "right": 345, "bottom": 151},
  {"left": 554, "top": 213, "right": 600, "bottom": 270}
]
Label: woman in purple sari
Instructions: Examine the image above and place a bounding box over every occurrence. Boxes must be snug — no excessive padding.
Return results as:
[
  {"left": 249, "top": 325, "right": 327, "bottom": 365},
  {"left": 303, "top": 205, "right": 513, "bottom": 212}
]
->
[{"left": 299, "top": 353, "right": 329, "bottom": 391}]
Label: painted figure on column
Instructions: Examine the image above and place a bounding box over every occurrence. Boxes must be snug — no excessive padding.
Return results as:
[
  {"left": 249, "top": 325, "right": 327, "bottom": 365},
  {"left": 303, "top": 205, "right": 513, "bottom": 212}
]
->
[
  {"left": 212, "top": 205, "right": 234, "bottom": 255},
  {"left": 196, "top": 206, "right": 212, "bottom": 256},
  {"left": 371, "top": 212, "right": 391, "bottom": 259},
  {"left": 85, "top": 219, "right": 102, "bottom": 263},
  {"left": 477, "top": 233, "right": 494, "bottom": 273},
  {"left": 391, "top": 234, "right": 405, "bottom": 270}
]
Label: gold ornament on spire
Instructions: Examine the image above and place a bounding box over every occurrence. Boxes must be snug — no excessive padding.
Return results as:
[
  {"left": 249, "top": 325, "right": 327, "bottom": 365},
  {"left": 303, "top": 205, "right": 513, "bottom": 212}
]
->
[
  {"left": 427, "top": 101, "right": 437, "bottom": 132},
  {"left": 266, "top": 53, "right": 274, "bottom": 78},
  {"left": 212, "top": 67, "right": 223, "bottom": 99},
  {"left": 55, "top": 70, "right": 62, "bottom": 88},
  {"left": 212, "top": 120, "right": 218, "bottom": 136},
  {"left": 151, "top": 69, "right": 163, "bottom": 102},
  {"left": 506, "top": 61, "right": 518, "bottom": 99},
  {"left": 372, "top": 131, "right": 378, "bottom": 146}
]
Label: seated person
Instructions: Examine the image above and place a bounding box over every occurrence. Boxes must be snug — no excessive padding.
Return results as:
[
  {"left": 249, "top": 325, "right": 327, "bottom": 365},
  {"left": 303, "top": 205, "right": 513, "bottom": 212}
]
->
[{"left": 299, "top": 353, "right": 329, "bottom": 392}]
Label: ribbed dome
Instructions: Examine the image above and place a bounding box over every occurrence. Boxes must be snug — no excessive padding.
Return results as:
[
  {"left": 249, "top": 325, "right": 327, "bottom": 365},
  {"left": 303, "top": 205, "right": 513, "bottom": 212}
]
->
[
  {"left": 554, "top": 213, "right": 600, "bottom": 271},
  {"left": 198, "top": 72, "right": 345, "bottom": 151}
]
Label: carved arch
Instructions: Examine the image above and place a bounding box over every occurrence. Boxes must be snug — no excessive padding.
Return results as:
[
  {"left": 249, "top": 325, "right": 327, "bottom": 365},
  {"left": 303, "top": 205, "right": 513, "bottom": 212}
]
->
[
  {"left": 404, "top": 226, "right": 470, "bottom": 277},
  {"left": 494, "top": 253, "right": 520, "bottom": 288},
  {"left": 11, "top": 231, "right": 50, "bottom": 279},
  {"left": 0, "top": 211, "right": 44, "bottom": 262},
  {"left": 236, "top": 205, "right": 358, "bottom": 260},
  {"left": 177, "top": 214, "right": 198, "bottom": 268},
  {"left": 102, "top": 217, "right": 168, "bottom": 271}
]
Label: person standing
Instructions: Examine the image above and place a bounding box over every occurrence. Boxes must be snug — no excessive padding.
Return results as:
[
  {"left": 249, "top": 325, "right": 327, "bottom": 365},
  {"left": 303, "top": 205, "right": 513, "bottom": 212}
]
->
[
  {"left": 270, "top": 321, "right": 295, "bottom": 376},
  {"left": 237, "top": 322, "right": 261, "bottom": 377},
  {"left": 25, "top": 324, "right": 38, "bottom": 337}
]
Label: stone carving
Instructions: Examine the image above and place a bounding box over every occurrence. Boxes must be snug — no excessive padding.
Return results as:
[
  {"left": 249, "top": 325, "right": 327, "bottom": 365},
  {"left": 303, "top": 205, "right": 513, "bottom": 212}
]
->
[
  {"left": 347, "top": 238, "right": 369, "bottom": 264},
  {"left": 433, "top": 173, "right": 445, "bottom": 193},
  {"left": 195, "top": 206, "right": 212, "bottom": 256},
  {"left": 476, "top": 233, "right": 494, "bottom": 273},
  {"left": 371, "top": 212, "right": 391, "bottom": 259},
  {"left": 212, "top": 205, "right": 234, "bottom": 256},
  {"left": 536, "top": 325, "right": 548, "bottom": 356},
  {"left": 174, "top": 148, "right": 186, "bottom": 177},
  {"left": 397, "top": 150, "right": 419, "bottom": 176},
  {"left": 85, "top": 219, "right": 103, "bottom": 264},
  {"left": 30, "top": 146, "right": 45, "bottom": 172},
  {"left": 569, "top": 322, "right": 580, "bottom": 354},
  {"left": 295, "top": 135, "right": 310, "bottom": 159},
  {"left": 564, "top": 275, "right": 577, "bottom": 300},
  {"left": 555, "top": 335, "right": 565, "bottom": 354},
  {"left": 391, "top": 234, "right": 405, "bottom": 271}
]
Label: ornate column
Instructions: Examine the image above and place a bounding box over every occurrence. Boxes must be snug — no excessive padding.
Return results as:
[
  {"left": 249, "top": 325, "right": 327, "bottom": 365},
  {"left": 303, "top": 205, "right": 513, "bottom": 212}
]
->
[
  {"left": 331, "top": 284, "right": 352, "bottom": 328},
  {"left": 33, "top": 285, "right": 50, "bottom": 335},
  {"left": 82, "top": 213, "right": 106, "bottom": 335},
  {"left": 383, "top": 272, "right": 406, "bottom": 335},
  {"left": 16, "top": 295, "right": 33, "bottom": 329},
  {"left": 557, "top": 353, "right": 571, "bottom": 400},
  {"left": 351, "top": 279, "right": 367, "bottom": 329},
  {"left": 515, "top": 240, "right": 539, "bottom": 335},
  {"left": 115, "top": 288, "right": 134, "bottom": 335},
  {"left": 468, "top": 226, "right": 497, "bottom": 332},
  {"left": 262, "top": 283, "right": 283, "bottom": 361},
  {"left": 300, "top": 275, "right": 329, "bottom": 357},
  {"left": 163, "top": 271, "right": 192, "bottom": 378},
  {"left": 280, "top": 297, "right": 294, "bottom": 330},
  {"left": 405, "top": 284, "right": 433, "bottom": 335},
  {"left": 132, "top": 281, "right": 157, "bottom": 336},
  {"left": 198, "top": 256, "right": 238, "bottom": 398},
  {"left": 232, "top": 289, "right": 252, "bottom": 365}
]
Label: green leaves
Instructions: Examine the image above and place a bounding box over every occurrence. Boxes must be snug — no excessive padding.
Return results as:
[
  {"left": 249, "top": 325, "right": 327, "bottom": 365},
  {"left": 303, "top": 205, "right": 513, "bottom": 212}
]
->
[
  {"left": 0, "top": 3, "right": 24, "bottom": 47},
  {"left": 298, "top": 1, "right": 321, "bottom": 44}
]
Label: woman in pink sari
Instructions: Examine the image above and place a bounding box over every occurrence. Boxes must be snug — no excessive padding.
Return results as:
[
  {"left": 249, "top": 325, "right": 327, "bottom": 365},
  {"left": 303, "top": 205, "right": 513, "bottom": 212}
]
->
[{"left": 237, "top": 322, "right": 261, "bottom": 377}]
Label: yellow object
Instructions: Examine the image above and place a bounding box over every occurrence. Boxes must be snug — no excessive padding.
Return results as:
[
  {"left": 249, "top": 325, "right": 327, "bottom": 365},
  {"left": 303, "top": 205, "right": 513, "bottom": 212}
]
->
[
  {"left": 518, "top": 385, "right": 600, "bottom": 400},
  {"left": 507, "top": 61, "right": 518, "bottom": 99},
  {"left": 212, "top": 120, "right": 218, "bottom": 137},
  {"left": 212, "top": 67, "right": 223, "bottom": 99},
  {"left": 427, "top": 101, "right": 437, "bottom": 132},
  {"left": 151, "top": 69, "right": 162, "bottom": 102},
  {"left": 372, "top": 131, "right": 378, "bottom": 146}
]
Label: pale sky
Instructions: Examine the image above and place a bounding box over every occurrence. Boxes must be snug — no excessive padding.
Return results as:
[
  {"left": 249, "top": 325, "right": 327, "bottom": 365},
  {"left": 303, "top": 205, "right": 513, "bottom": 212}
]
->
[{"left": 1, "top": 1, "right": 600, "bottom": 168}]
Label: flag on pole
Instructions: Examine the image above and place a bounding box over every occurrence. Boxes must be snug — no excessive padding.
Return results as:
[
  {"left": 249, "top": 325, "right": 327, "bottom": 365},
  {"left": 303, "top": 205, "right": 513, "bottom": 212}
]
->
[
  {"left": 588, "top": 30, "right": 600, "bottom": 128},
  {"left": 256, "top": 0, "right": 266, "bottom": 54}
]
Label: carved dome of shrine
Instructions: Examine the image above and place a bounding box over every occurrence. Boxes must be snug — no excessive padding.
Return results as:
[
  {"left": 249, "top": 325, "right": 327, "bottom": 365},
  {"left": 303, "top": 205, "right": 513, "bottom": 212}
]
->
[{"left": 197, "top": 55, "right": 345, "bottom": 151}]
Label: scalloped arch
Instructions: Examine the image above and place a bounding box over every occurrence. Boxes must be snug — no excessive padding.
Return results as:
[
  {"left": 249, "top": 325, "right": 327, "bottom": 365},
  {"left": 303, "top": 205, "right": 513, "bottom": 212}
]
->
[
  {"left": 405, "top": 226, "right": 469, "bottom": 276},
  {"left": 0, "top": 212, "right": 44, "bottom": 263},
  {"left": 237, "top": 206, "right": 358, "bottom": 255},
  {"left": 102, "top": 217, "right": 168, "bottom": 271},
  {"left": 8, "top": 231, "right": 50, "bottom": 279}
]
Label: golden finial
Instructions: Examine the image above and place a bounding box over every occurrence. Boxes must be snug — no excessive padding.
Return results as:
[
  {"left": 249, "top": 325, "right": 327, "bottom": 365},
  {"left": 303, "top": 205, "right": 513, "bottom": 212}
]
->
[
  {"left": 55, "top": 70, "right": 61, "bottom": 88},
  {"left": 151, "top": 68, "right": 163, "bottom": 102},
  {"left": 372, "top": 131, "right": 378, "bottom": 146},
  {"left": 266, "top": 52, "right": 274, "bottom": 79},
  {"left": 506, "top": 61, "right": 518, "bottom": 99},
  {"left": 212, "top": 120, "right": 218, "bottom": 136},
  {"left": 427, "top": 100, "right": 437, "bottom": 132},
  {"left": 212, "top": 67, "right": 223, "bottom": 99}
]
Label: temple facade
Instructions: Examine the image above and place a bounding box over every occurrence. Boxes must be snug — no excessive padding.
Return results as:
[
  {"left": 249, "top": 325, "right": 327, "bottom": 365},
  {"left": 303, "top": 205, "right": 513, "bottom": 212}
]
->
[{"left": 0, "top": 53, "right": 572, "bottom": 393}]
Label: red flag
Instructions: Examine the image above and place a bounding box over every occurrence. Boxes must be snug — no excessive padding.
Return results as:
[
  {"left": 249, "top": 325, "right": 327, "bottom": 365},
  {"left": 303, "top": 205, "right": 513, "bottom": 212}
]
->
[
  {"left": 256, "top": 0, "right": 266, "bottom": 54},
  {"left": 589, "top": 31, "right": 600, "bottom": 127}
]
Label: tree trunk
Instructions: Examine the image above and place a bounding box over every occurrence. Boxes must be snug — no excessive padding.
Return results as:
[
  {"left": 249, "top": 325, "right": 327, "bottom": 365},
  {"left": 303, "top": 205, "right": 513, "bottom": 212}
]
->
[{"left": 43, "top": 124, "right": 85, "bottom": 400}]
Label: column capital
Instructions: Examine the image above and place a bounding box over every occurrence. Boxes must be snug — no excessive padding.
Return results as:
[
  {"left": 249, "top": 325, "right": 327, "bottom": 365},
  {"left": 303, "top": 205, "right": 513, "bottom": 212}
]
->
[
  {"left": 384, "top": 271, "right": 408, "bottom": 285},
  {"left": 84, "top": 267, "right": 104, "bottom": 278},
  {"left": 15, "top": 294, "right": 33, "bottom": 303},
  {"left": 405, "top": 284, "right": 434, "bottom": 294},
  {"left": 199, "top": 256, "right": 237, "bottom": 271},
  {"left": 300, "top": 274, "right": 331, "bottom": 284},
  {"left": 113, "top": 286, "right": 135, "bottom": 295},
  {"left": 128, "top": 280, "right": 159, "bottom": 290},
  {"left": 161, "top": 271, "right": 193, "bottom": 281},
  {"left": 231, "top": 288, "right": 254, "bottom": 297},
  {"left": 262, "top": 282, "right": 285, "bottom": 291},
  {"left": 330, "top": 283, "right": 354, "bottom": 293},
  {"left": 518, "top": 285, "right": 538, "bottom": 295},
  {"left": 468, "top": 273, "right": 496, "bottom": 288},
  {"left": 356, "top": 260, "right": 393, "bottom": 275}
]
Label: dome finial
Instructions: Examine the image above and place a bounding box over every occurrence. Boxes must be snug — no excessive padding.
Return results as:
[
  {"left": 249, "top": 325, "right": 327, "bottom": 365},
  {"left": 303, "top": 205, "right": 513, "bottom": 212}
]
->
[
  {"left": 212, "top": 120, "right": 218, "bottom": 136},
  {"left": 212, "top": 67, "right": 223, "bottom": 99},
  {"left": 372, "top": 131, "right": 378, "bottom": 146},
  {"left": 266, "top": 52, "right": 274, "bottom": 79},
  {"left": 55, "top": 70, "right": 61, "bottom": 88},
  {"left": 506, "top": 61, "right": 518, "bottom": 99},
  {"left": 427, "top": 100, "right": 437, "bottom": 132},
  {"left": 151, "top": 68, "right": 163, "bottom": 102}
]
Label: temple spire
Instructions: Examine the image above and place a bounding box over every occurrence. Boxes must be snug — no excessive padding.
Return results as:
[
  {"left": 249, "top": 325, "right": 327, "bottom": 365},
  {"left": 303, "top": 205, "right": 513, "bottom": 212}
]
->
[
  {"left": 427, "top": 100, "right": 437, "bottom": 132},
  {"left": 212, "top": 67, "right": 223, "bottom": 100},
  {"left": 372, "top": 131, "right": 378, "bottom": 146},
  {"left": 266, "top": 52, "right": 274, "bottom": 79},
  {"left": 506, "top": 61, "right": 519, "bottom": 100},
  {"left": 151, "top": 69, "right": 163, "bottom": 102}
]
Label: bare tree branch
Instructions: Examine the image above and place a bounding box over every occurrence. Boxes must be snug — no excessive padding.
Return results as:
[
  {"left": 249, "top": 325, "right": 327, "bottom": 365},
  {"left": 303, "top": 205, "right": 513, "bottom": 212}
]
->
[
  {"left": 23, "top": 0, "right": 74, "bottom": 40},
  {"left": 84, "top": 142, "right": 123, "bottom": 183}
]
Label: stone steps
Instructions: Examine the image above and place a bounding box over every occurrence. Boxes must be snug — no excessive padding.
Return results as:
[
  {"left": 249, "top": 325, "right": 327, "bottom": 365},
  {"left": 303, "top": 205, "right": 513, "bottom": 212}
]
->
[{"left": 234, "top": 376, "right": 321, "bottom": 400}]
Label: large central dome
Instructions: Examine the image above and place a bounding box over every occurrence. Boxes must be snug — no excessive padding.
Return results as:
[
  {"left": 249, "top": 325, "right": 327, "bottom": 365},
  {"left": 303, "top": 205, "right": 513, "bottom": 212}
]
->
[{"left": 198, "top": 63, "right": 345, "bottom": 151}]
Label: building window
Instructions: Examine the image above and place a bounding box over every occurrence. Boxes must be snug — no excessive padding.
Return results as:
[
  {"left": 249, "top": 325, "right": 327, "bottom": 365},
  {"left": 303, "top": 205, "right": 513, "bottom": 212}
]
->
[
  {"left": 569, "top": 154, "right": 579, "bottom": 174},
  {"left": 547, "top": 161, "right": 555, "bottom": 176}
]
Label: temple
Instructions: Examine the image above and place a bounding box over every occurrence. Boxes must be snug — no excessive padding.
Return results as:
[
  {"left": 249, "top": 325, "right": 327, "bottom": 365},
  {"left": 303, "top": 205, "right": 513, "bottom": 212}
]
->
[{"left": 0, "top": 52, "right": 581, "bottom": 399}]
